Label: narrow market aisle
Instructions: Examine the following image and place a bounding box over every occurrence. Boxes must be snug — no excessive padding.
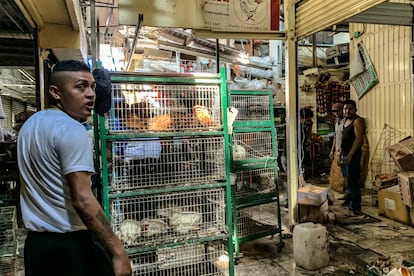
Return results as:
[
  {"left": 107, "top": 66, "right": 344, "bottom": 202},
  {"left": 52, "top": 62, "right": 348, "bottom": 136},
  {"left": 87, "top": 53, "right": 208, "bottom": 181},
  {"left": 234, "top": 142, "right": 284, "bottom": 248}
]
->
[
  {"left": 11, "top": 189, "right": 414, "bottom": 276},
  {"left": 233, "top": 190, "right": 414, "bottom": 276}
]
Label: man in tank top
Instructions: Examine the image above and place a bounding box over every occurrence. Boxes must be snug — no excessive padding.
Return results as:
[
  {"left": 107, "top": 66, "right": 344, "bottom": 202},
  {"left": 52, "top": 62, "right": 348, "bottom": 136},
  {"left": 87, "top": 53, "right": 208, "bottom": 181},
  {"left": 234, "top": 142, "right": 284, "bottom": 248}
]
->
[{"left": 340, "top": 100, "right": 365, "bottom": 214}]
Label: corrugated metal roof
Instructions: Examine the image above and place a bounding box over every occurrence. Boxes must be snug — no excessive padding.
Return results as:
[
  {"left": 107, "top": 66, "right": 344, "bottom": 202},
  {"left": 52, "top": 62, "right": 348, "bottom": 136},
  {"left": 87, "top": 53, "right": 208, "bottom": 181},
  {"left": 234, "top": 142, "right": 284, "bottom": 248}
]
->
[{"left": 346, "top": 2, "right": 413, "bottom": 26}]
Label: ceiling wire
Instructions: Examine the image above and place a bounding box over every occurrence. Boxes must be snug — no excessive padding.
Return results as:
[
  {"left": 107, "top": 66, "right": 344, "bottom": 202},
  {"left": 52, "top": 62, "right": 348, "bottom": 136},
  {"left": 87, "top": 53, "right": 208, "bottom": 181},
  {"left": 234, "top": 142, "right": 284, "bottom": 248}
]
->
[{"left": 126, "top": 14, "right": 144, "bottom": 71}]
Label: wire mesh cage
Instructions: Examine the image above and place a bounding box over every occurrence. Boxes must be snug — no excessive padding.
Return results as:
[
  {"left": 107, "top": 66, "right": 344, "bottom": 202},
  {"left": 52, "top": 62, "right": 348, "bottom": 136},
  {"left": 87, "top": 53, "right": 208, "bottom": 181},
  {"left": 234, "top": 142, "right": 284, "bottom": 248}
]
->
[
  {"left": 0, "top": 206, "right": 17, "bottom": 276},
  {"left": 130, "top": 242, "right": 227, "bottom": 276},
  {"left": 107, "top": 83, "right": 222, "bottom": 132},
  {"left": 108, "top": 136, "right": 226, "bottom": 191},
  {"left": 237, "top": 203, "right": 279, "bottom": 239},
  {"left": 229, "top": 93, "right": 271, "bottom": 122},
  {"left": 111, "top": 188, "right": 227, "bottom": 247},
  {"left": 231, "top": 166, "right": 278, "bottom": 199},
  {"left": 370, "top": 124, "right": 409, "bottom": 187},
  {"left": 231, "top": 131, "right": 276, "bottom": 161}
]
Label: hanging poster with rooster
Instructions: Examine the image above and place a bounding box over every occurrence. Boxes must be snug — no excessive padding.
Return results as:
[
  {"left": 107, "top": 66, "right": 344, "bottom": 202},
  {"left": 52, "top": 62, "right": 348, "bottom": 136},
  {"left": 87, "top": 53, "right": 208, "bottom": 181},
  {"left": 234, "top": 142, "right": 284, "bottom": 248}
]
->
[{"left": 204, "top": 0, "right": 280, "bottom": 32}]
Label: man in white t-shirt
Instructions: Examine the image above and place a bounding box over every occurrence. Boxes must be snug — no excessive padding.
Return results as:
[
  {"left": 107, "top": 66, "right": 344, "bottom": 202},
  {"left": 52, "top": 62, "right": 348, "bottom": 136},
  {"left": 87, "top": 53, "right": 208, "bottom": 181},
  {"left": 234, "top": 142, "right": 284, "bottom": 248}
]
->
[{"left": 18, "top": 60, "right": 131, "bottom": 276}]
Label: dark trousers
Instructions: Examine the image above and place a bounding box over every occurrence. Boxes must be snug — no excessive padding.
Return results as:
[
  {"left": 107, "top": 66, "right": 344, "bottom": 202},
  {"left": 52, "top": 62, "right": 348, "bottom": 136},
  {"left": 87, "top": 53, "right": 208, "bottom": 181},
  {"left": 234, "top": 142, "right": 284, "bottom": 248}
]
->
[
  {"left": 24, "top": 230, "right": 114, "bottom": 276},
  {"left": 341, "top": 151, "right": 362, "bottom": 211}
]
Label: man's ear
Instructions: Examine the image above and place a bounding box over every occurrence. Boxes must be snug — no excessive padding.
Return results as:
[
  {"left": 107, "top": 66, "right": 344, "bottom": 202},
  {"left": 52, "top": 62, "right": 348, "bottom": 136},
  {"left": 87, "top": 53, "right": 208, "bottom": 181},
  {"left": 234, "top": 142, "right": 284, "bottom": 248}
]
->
[{"left": 49, "top": 85, "right": 61, "bottom": 100}]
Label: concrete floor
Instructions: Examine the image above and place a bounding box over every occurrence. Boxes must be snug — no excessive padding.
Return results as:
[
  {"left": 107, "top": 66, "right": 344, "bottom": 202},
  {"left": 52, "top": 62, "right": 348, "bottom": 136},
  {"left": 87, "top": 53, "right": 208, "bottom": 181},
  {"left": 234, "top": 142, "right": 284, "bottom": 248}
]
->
[
  {"left": 12, "top": 186, "right": 414, "bottom": 276},
  {"left": 233, "top": 189, "right": 414, "bottom": 276}
]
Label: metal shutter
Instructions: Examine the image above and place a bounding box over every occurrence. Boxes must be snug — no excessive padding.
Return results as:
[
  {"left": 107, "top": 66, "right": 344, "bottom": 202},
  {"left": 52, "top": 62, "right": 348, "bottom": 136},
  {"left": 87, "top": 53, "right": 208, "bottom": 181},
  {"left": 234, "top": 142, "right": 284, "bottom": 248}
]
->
[
  {"left": 1, "top": 96, "right": 13, "bottom": 131},
  {"left": 295, "top": 0, "right": 386, "bottom": 39},
  {"left": 0, "top": 96, "right": 32, "bottom": 132}
]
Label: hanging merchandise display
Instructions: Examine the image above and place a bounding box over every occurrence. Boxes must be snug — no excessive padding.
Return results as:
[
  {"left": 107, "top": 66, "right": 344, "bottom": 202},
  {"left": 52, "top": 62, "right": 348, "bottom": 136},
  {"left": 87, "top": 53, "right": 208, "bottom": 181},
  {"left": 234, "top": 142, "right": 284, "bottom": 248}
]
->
[
  {"left": 315, "top": 81, "right": 350, "bottom": 118},
  {"left": 350, "top": 42, "right": 379, "bottom": 99},
  {"left": 350, "top": 44, "right": 366, "bottom": 81}
]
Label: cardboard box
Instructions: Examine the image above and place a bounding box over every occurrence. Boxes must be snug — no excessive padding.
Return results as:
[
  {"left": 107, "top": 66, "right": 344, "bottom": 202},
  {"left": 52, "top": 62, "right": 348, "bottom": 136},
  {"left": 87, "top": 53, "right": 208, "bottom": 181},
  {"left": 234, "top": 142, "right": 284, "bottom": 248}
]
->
[
  {"left": 388, "top": 137, "right": 414, "bottom": 171},
  {"left": 378, "top": 185, "right": 410, "bottom": 225},
  {"left": 299, "top": 200, "right": 329, "bottom": 224},
  {"left": 297, "top": 185, "right": 329, "bottom": 206},
  {"left": 397, "top": 171, "right": 414, "bottom": 207}
]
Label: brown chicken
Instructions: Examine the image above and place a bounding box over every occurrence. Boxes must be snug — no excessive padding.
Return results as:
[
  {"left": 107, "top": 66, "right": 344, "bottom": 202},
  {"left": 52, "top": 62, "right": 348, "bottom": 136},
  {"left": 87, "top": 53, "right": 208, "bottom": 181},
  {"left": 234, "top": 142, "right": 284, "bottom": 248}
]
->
[
  {"left": 193, "top": 105, "right": 216, "bottom": 126},
  {"left": 148, "top": 114, "right": 171, "bottom": 130}
]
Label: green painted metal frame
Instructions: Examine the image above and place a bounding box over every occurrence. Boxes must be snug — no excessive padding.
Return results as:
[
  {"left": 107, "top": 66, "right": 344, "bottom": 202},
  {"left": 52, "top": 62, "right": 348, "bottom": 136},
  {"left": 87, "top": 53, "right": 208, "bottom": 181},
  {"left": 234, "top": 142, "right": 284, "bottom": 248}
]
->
[
  {"left": 94, "top": 69, "right": 235, "bottom": 276},
  {"left": 227, "top": 89, "right": 284, "bottom": 257}
]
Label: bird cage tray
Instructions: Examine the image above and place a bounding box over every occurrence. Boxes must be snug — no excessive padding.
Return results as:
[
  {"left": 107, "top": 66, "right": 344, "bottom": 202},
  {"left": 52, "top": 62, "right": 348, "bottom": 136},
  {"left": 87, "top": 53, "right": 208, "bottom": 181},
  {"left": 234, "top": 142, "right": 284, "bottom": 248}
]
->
[
  {"left": 107, "top": 83, "right": 222, "bottom": 133},
  {"left": 108, "top": 136, "right": 226, "bottom": 191},
  {"left": 129, "top": 243, "right": 226, "bottom": 275},
  {"left": 111, "top": 188, "right": 227, "bottom": 248}
]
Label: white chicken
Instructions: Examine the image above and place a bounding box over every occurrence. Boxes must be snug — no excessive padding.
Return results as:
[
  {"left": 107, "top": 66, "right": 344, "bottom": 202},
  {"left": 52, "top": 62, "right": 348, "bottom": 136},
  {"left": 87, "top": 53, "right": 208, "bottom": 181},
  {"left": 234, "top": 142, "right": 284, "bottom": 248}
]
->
[
  {"left": 141, "top": 218, "right": 168, "bottom": 237},
  {"left": 233, "top": 144, "right": 247, "bottom": 160},
  {"left": 116, "top": 219, "right": 141, "bottom": 246},
  {"left": 169, "top": 211, "right": 202, "bottom": 234},
  {"left": 157, "top": 206, "right": 183, "bottom": 218}
]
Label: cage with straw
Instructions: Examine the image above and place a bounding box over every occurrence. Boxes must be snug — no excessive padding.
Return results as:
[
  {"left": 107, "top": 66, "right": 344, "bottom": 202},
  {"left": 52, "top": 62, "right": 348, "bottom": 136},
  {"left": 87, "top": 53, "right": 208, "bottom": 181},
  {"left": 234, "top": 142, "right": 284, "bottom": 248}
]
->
[{"left": 369, "top": 124, "right": 409, "bottom": 205}]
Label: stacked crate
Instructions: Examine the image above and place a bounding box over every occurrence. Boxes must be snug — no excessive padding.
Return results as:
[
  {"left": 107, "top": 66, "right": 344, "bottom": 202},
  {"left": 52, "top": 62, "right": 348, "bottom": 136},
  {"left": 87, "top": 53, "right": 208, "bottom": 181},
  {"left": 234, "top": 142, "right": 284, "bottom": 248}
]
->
[
  {"left": 0, "top": 206, "right": 17, "bottom": 276},
  {"left": 227, "top": 89, "right": 284, "bottom": 257},
  {"left": 95, "top": 72, "right": 234, "bottom": 276}
]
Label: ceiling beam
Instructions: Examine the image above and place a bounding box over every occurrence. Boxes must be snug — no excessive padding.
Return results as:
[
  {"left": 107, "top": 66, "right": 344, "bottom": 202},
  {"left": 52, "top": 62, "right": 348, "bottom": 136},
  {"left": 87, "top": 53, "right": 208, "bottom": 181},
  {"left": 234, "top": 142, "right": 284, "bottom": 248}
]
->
[{"left": 16, "top": 0, "right": 44, "bottom": 28}]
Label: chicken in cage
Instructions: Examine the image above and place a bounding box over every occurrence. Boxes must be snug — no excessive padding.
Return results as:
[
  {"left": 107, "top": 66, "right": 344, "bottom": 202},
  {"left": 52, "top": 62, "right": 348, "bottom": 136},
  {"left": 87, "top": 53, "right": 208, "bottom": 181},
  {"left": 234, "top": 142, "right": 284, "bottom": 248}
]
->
[
  {"left": 107, "top": 84, "right": 222, "bottom": 133},
  {"left": 232, "top": 131, "right": 275, "bottom": 161},
  {"left": 115, "top": 220, "right": 141, "bottom": 246},
  {"left": 108, "top": 137, "right": 226, "bottom": 191},
  {"left": 232, "top": 167, "right": 277, "bottom": 198},
  {"left": 111, "top": 189, "right": 226, "bottom": 247}
]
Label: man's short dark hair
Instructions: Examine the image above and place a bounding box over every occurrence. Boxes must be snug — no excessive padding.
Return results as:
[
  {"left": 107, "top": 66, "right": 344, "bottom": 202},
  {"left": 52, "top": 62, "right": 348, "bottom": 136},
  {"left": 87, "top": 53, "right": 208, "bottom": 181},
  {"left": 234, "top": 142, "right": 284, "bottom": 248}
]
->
[
  {"left": 343, "top": 99, "right": 357, "bottom": 109},
  {"left": 50, "top": 60, "right": 91, "bottom": 85},
  {"left": 51, "top": 60, "right": 90, "bottom": 73}
]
